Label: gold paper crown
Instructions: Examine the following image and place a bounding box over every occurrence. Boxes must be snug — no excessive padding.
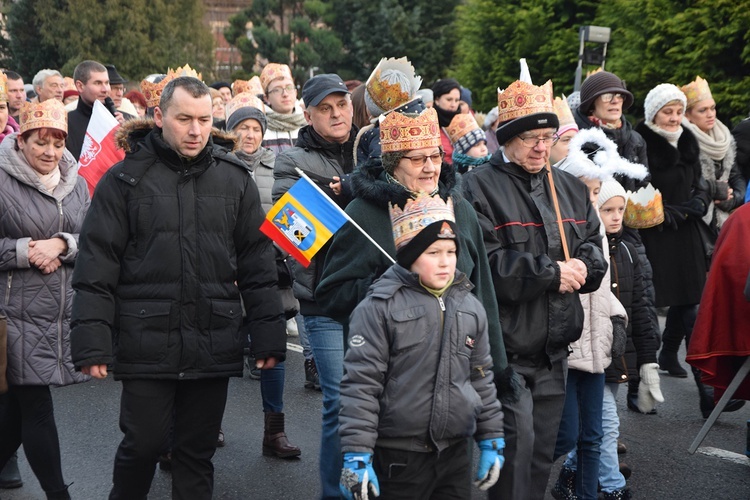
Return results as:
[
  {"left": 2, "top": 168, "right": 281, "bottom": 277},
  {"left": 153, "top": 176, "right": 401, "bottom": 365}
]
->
[
  {"left": 624, "top": 184, "right": 664, "bottom": 229},
  {"left": 233, "top": 76, "right": 263, "bottom": 96},
  {"left": 141, "top": 75, "right": 174, "bottom": 108},
  {"left": 365, "top": 57, "right": 422, "bottom": 115},
  {"left": 225, "top": 92, "right": 266, "bottom": 121},
  {"left": 681, "top": 76, "right": 712, "bottom": 109},
  {"left": 553, "top": 95, "right": 575, "bottom": 129},
  {"left": 497, "top": 80, "right": 555, "bottom": 124},
  {"left": 141, "top": 64, "right": 203, "bottom": 108},
  {"left": 170, "top": 64, "right": 202, "bottom": 81},
  {"left": 380, "top": 107, "right": 441, "bottom": 153},
  {"left": 260, "top": 63, "right": 293, "bottom": 93},
  {"left": 446, "top": 113, "right": 481, "bottom": 144},
  {"left": 389, "top": 193, "right": 456, "bottom": 251},
  {"left": 19, "top": 99, "right": 68, "bottom": 134},
  {"left": 0, "top": 72, "right": 7, "bottom": 102}
]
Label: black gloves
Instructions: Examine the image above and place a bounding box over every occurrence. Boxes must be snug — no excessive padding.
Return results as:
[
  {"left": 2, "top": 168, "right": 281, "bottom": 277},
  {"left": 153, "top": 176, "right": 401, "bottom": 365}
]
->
[
  {"left": 680, "top": 198, "right": 707, "bottom": 218},
  {"left": 611, "top": 316, "right": 627, "bottom": 358},
  {"left": 661, "top": 205, "right": 685, "bottom": 230}
]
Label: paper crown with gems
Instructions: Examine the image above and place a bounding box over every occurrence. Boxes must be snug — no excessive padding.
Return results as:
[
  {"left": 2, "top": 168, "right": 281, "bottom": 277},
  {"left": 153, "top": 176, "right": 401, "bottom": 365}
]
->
[
  {"left": 390, "top": 192, "right": 456, "bottom": 255},
  {"left": 0, "top": 72, "right": 7, "bottom": 102},
  {"left": 141, "top": 65, "right": 203, "bottom": 108},
  {"left": 446, "top": 113, "right": 485, "bottom": 154},
  {"left": 495, "top": 59, "right": 558, "bottom": 145},
  {"left": 554, "top": 95, "right": 578, "bottom": 136},
  {"left": 260, "top": 63, "right": 293, "bottom": 93},
  {"left": 225, "top": 92, "right": 265, "bottom": 120},
  {"left": 624, "top": 183, "right": 664, "bottom": 229},
  {"left": 233, "top": 76, "right": 263, "bottom": 96},
  {"left": 681, "top": 76, "right": 712, "bottom": 109},
  {"left": 380, "top": 107, "right": 441, "bottom": 153},
  {"left": 19, "top": 99, "right": 68, "bottom": 134},
  {"left": 365, "top": 57, "right": 422, "bottom": 118}
]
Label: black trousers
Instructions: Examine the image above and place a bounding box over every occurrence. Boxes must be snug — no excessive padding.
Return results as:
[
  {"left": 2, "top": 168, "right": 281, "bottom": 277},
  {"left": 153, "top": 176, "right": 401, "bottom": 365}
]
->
[
  {"left": 374, "top": 439, "right": 471, "bottom": 500},
  {"left": 109, "top": 378, "right": 229, "bottom": 500},
  {"left": 0, "top": 386, "right": 67, "bottom": 494}
]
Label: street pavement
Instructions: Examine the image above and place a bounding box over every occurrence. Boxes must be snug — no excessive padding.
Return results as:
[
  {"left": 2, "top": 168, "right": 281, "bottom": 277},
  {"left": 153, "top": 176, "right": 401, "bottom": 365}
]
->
[{"left": 3, "top": 336, "right": 750, "bottom": 499}]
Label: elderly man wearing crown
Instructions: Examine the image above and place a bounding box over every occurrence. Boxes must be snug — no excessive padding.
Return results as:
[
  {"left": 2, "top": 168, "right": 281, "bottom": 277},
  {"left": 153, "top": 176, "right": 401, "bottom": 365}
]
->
[
  {"left": 462, "top": 71, "right": 607, "bottom": 500},
  {"left": 70, "top": 76, "right": 287, "bottom": 500}
]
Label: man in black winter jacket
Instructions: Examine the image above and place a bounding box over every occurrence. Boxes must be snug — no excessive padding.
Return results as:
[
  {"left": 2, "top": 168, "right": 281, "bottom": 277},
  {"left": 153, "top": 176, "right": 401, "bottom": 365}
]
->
[
  {"left": 463, "top": 78, "right": 606, "bottom": 500},
  {"left": 70, "top": 77, "right": 286, "bottom": 500}
]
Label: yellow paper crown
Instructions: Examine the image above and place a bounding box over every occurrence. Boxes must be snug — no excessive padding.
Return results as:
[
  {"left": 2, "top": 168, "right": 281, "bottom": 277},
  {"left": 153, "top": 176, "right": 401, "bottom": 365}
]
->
[
  {"left": 497, "top": 80, "right": 555, "bottom": 124},
  {"left": 446, "top": 113, "right": 481, "bottom": 144},
  {"left": 170, "top": 64, "right": 202, "bottom": 81},
  {"left": 0, "top": 72, "right": 7, "bottom": 102},
  {"left": 681, "top": 76, "right": 712, "bottom": 109},
  {"left": 260, "top": 63, "right": 293, "bottom": 93},
  {"left": 19, "top": 99, "right": 68, "bottom": 134},
  {"left": 389, "top": 193, "right": 456, "bottom": 251},
  {"left": 553, "top": 95, "right": 575, "bottom": 129},
  {"left": 233, "top": 76, "right": 263, "bottom": 96},
  {"left": 225, "top": 92, "right": 266, "bottom": 121},
  {"left": 380, "top": 107, "right": 441, "bottom": 153},
  {"left": 365, "top": 57, "right": 422, "bottom": 115},
  {"left": 141, "top": 74, "right": 174, "bottom": 108},
  {"left": 624, "top": 184, "right": 664, "bottom": 229}
]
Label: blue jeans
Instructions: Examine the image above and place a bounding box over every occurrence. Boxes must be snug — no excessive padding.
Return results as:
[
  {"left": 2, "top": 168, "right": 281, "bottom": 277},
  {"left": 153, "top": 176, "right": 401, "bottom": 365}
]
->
[
  {"left": 260, "top": 362, "right": 285, "bottom": 413},
  {"left": 556, "top": 369, "right": 604, "bottom": 500},
  {"left": 304, "top": 315, "right": 344, "bottom": 500},
  {"left": 566, "top": 382, "right": 626, "bottom": 494},
  {"left": 296, "top": 313, "right": 313, "bottom": 360}
]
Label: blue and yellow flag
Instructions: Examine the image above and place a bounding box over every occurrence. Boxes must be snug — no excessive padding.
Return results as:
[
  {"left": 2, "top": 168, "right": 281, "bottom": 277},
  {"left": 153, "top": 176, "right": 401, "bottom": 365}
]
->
[{"left": 260, "top": 175, "right": 348, "bottom": 268}]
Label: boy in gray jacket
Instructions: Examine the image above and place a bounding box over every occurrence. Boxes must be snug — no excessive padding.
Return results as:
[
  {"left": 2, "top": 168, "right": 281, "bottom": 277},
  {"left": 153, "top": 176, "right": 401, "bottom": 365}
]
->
[{"left": 338, "top": 193, "right": 504, "bottom": 500}]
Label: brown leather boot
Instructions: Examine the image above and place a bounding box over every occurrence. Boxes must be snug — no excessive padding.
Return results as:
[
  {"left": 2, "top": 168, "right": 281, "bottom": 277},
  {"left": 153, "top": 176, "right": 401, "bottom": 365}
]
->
[{"left": 263, "top": 412, "right": 301, "bottom": 458}]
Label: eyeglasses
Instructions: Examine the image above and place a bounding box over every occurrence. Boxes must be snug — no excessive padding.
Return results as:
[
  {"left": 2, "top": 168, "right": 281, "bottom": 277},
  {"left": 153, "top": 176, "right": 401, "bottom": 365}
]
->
[
  {"left": 516, "top": 134, "right": 559, "bottom": 147},
  {"left": 599, "top": 93, "right": 624, "bottom": 103},
  {"left": 402, "top": 151, "right": 445, "bottom": 168},
  {"left": 267, "top": 85, "right": 296, "bottom": 96}
]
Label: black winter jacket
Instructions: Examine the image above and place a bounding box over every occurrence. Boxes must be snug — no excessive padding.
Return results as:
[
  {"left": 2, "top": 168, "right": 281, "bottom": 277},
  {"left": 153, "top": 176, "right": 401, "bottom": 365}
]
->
[
  {"left": 462, "top": 154, "right": 607, "bottom": 364},
  {"left": 605, "top": 230, "right": 659, "bottom": 385},
  {"left": 71, "top": 119, "right": 286, "bottom": 379}
]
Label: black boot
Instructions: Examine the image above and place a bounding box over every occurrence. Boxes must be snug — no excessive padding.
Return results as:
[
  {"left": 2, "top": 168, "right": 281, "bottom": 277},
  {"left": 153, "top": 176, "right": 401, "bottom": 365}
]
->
[
  {"left": 602, "top": 488, "right": 631, "bottom": 500},
  {"left": 627, "top": 392, "right": 657, "bottom": 415},
  {"left": 551, "top": 466, "right": 577, "bottom": 500},
  {"left": 694, "top": 368, "right": 746, "bottom": 418},
  {"left": 304, "top": 358, "right": 320, "bottom": 391},
  {"left": 263, "top": 412, "right": 301, "bottom": 458},
  {"left": 0, "top": 452, "right": 23, "bottom": 489},
  {"left": 658, "top": 349, "right": 688, "bottom": 378},
  {"left": 45, "top": 484, "right": 71, "bottom": 500}
]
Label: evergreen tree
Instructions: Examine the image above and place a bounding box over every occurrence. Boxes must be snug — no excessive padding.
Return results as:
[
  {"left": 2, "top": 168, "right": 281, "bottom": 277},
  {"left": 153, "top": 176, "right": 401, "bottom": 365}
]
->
[{"left": 4, "top": 0, "right": 64, "bottom": 78}]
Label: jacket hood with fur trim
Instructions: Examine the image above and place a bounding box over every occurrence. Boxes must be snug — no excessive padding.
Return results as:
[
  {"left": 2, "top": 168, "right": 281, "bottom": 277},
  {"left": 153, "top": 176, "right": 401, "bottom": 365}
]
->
[{"left": 115, "top": 118, "right": 240, "bottom": 154}]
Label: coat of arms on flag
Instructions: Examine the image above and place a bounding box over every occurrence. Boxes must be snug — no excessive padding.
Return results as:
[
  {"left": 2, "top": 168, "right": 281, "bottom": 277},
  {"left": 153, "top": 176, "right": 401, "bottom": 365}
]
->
[{"left": 78, "top": 99, "right": 125, "bottom": 195}]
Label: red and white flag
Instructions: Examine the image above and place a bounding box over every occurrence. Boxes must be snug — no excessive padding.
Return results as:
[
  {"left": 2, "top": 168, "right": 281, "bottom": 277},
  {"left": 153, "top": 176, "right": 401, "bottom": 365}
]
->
[{"left": 78, "top": 100, "right": 125, "bottom": 195}]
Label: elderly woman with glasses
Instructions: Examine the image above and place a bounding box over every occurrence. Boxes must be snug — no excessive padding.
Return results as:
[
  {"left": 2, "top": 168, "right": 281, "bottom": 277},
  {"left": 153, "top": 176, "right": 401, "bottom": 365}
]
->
[{"left": 317, "top": 106, "right": 515, "bottom": 396}]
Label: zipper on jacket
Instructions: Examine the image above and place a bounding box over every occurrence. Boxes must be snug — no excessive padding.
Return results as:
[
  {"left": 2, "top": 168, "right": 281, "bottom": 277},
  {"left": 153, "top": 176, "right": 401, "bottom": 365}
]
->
[
  {"left": 57, "top": 200, "right": 64, "bottom": 231},
  {"left": 4, "top": 271, "right": 12, "bottom": 306},
  {"left": 437, "top": 296, "right": 445, "bottom": 312},
  {"left": 57, "top": 266, "right": 67, "bottom": 372}
]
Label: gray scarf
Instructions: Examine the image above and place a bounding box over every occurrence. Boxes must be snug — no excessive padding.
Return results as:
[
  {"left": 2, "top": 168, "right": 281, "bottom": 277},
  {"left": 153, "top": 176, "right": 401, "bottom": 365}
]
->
[
  {"left": 682, "top": 118, "right": 731, "bottom": 162},
  {"left": 265, "top": 108, "right": 308, "bottom": 133}
]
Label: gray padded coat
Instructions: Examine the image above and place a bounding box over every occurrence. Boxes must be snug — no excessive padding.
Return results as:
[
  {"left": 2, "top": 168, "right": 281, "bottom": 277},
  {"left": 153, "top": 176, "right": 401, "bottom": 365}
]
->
[{"left": 0, "top": 134, "right": 90, "bottom": 386}]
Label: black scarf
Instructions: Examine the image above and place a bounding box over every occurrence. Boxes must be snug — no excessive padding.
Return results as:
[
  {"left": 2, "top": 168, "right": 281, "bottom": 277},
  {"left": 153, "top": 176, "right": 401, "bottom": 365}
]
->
[{"left": 434, "top": 104, "right": 460, "bottom": 128}]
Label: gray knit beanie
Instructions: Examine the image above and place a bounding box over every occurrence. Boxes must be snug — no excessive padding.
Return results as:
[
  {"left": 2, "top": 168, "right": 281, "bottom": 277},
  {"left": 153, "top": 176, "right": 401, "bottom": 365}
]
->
[{"left": 643, "top": 83, "right": 686, "bottom": 124}]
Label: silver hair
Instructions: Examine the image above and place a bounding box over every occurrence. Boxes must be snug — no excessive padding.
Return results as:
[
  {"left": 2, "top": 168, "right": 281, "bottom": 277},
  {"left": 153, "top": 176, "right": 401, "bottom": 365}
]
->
[{"left": 32, "top": 69, "right": 63, "bottom": 90}]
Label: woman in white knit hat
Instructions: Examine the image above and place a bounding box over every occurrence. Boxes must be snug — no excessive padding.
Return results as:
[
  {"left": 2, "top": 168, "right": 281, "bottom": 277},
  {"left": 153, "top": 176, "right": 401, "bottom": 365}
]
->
[{"left": 634, "top": 84, "right": 745, "bottom": 418}]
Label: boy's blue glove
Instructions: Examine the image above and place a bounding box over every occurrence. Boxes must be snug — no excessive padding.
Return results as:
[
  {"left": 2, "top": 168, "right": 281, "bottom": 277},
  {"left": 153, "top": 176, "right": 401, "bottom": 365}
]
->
[
  {"left": 475, "top": 438, "right": 505, "bottom": 490},
  {"left": 340, "top": 452, "right": 380, "bottom": 500}
]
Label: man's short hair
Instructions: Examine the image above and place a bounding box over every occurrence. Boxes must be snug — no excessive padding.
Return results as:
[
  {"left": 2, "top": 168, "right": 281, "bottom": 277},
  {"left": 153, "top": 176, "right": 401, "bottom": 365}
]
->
[
  {"left": 73, "top": 60, "right": 107, "bottom": 85},
  {"left": 32, "top": 69, "right": 62, "bottom": 90},
  {"left": 159, "top": 77, "right": 210, "bottom": 113},
  {"left": 4, "top": 70, "right": 22, "bottom": 82}
]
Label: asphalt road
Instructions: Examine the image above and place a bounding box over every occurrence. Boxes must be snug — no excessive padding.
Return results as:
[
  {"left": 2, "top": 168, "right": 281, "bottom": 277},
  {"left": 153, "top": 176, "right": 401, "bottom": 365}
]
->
[{"left": 3, "top": 335, "right": 750, "bottom": 499}]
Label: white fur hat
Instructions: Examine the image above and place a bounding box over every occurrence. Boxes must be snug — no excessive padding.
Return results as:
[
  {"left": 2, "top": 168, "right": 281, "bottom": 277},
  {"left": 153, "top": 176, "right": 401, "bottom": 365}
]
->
[
  {"left": 555, "top": 128, "right": 648, "bottom": 182},
  {"left": 598, "top": 179, "right": 629, "bottom": 208},
  {"left": 644, "top": 83, "right": 686, "bottom": 124}
]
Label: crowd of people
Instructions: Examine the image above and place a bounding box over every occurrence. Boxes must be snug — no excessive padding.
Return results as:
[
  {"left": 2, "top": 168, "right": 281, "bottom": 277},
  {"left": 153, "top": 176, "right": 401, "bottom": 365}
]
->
[{"left": 0, "top": 54, "right": 749, "bottom": 500}]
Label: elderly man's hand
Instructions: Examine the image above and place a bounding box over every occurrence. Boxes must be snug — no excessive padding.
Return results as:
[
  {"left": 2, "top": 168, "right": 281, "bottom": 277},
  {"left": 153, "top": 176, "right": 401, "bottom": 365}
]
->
[
  {"left": 557, "top": 261, "right": 586, "bottom": 294},
  {"left": 565, "top": 258, "right": 588, "bottom": 281}
]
